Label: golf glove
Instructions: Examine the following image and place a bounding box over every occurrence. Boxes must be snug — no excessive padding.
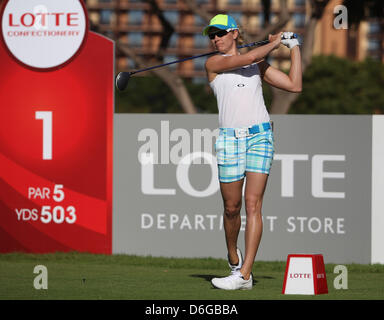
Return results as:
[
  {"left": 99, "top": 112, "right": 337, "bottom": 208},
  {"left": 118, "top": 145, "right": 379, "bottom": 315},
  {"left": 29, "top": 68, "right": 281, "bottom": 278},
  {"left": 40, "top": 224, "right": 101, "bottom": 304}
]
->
[{"left": 281, "top": 32, "right": 300, "bottom": 49}]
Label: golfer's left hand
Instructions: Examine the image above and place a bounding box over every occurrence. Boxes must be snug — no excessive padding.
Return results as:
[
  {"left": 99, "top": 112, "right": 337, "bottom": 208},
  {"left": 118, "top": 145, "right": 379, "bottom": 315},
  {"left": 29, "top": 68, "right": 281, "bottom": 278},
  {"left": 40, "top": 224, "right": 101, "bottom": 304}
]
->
[
  {"left": 268, "top": 32, "right": 282, "bottom": 50},
  {"left": 281, "top": 32, "right": 300, "bottom": 49}
]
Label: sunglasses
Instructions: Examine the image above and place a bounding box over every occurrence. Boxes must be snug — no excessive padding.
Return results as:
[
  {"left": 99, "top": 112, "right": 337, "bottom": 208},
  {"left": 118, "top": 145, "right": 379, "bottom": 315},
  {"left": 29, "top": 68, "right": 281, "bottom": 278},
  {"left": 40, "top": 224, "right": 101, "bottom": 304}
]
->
[{"left": 208, "top": 30, "right": 229, "bottom": 40}]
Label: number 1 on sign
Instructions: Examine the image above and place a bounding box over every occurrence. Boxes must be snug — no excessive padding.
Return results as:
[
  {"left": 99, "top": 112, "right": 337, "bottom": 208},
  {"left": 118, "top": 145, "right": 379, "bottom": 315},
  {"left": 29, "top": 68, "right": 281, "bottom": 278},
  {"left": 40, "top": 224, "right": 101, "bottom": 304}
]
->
[{"left": 35, "top": 111, "right": 52, "bottom": 160}]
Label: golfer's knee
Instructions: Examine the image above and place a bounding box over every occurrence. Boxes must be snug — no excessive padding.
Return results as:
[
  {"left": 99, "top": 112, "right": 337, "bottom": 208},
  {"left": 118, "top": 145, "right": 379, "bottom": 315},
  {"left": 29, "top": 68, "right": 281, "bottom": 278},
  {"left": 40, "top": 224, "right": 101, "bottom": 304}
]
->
[
  {"left": 245, "top": 195, "right": 263, "bottom": 215},
  {"left": 224, "top": 201, "right": 241, "bottom": 219}
]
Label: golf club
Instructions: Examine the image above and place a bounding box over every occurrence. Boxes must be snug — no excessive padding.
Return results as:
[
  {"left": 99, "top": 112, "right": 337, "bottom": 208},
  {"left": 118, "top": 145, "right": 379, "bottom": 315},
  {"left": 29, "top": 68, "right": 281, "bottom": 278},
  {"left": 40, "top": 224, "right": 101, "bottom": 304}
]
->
[{"left": 116, "top": 33, "right": 298, "bottom": 91}]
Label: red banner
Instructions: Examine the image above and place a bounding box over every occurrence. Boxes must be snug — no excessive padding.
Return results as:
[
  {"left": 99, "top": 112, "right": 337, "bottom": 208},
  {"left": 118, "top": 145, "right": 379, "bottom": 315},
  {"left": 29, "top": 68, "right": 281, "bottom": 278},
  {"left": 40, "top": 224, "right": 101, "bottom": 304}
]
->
[{"left": 0, "top": 1, "right": 113, "bottom": 254}]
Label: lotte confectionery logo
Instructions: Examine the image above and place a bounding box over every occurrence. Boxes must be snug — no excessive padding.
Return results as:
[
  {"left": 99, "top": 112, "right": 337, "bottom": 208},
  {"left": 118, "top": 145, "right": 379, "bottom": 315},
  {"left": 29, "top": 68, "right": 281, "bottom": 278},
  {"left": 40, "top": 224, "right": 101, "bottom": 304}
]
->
[{"left": 0, "top": 0, "right": 88, "bottom": 70}]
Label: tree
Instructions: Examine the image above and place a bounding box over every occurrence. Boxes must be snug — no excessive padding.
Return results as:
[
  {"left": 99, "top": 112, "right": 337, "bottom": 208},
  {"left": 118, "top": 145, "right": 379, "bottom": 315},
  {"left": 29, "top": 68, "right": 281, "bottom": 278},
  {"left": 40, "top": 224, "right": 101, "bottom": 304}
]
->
[
  {"left": 117, "top": 0, "right": 197, "bottom": 113},
  {"left": 289, "top": 55, "right": 384, "bottom": 114},
  {"left": 115, "top": 55, "right": 384, "bottom": 114},
  {"left": 268, "top": 0, "right": 329, "bottom": 113},
  {"left": 115, "top": 76, "right": 217, "bottom": 113}
]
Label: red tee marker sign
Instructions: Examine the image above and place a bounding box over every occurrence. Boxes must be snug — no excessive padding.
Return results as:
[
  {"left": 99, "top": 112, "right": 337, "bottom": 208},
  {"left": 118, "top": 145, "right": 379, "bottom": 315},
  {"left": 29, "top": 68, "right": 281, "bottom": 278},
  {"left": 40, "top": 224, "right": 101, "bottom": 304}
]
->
[
  {"left": 0, "top": 0, "right": 113, "bottom": 254},
  {"left": 282, "top": 254, "right": 328, "bottom": 295}
]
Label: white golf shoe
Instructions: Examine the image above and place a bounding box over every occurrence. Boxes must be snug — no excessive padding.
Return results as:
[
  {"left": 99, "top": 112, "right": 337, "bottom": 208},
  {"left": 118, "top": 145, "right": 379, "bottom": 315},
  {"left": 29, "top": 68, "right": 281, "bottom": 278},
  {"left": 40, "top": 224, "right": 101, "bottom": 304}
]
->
[
  {"left": 228, "top": 248, "right": 243, "bottom": 273},
  {"left": 211, "top": 271, "right": 253, "bottom": 290}
]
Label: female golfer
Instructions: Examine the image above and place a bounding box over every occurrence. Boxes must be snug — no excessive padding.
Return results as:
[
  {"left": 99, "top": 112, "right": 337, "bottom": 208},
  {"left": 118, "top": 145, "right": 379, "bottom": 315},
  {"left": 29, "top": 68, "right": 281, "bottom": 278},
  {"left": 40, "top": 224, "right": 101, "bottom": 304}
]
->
[{"left": 203, "top": 14, "right": 302, "bottom": 290}]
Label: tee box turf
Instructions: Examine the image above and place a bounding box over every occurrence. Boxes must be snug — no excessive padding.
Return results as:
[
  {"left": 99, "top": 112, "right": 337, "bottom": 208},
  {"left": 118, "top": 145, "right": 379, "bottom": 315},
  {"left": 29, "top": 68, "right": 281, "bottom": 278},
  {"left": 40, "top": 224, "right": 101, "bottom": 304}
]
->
[{"left": 282, "top": 254, "right": 328, "bottom": 295}]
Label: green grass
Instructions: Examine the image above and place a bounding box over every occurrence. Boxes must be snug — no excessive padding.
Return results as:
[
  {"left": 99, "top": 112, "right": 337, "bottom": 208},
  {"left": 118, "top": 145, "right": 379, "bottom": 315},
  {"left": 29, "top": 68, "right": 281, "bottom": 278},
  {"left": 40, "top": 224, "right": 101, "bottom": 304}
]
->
[{"left": 0, "top": 252, "right": 383, "bottom": 300}]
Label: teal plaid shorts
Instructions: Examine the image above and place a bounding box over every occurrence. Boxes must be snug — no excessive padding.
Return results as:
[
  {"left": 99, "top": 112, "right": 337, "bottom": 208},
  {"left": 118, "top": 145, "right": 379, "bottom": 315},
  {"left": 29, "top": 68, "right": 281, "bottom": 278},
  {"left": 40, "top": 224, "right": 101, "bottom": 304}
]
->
[{"left": 214, "top": 123, "right": 274, "bottom": 183}]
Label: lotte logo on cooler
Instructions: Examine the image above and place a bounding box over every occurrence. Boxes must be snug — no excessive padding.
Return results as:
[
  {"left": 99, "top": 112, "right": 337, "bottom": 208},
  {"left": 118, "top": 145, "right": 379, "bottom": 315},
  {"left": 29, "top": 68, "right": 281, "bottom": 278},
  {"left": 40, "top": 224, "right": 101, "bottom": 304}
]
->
[
  {"left": 1, "top": 0, "right": 88, "bottom": 70},
  {"left": 282, "top": 254, "right": 328, "bottom": 295}
]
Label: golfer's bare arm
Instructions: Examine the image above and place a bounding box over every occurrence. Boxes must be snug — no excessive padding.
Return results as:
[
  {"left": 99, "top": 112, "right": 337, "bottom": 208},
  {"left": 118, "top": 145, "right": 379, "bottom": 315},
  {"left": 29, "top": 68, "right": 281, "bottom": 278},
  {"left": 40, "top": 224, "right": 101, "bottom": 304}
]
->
[
  {"left": 205, "top": 33, "right": 282, "bottom": 82},
  {"left": 261, "top": 46, "right": 302, "bottom": 93}
]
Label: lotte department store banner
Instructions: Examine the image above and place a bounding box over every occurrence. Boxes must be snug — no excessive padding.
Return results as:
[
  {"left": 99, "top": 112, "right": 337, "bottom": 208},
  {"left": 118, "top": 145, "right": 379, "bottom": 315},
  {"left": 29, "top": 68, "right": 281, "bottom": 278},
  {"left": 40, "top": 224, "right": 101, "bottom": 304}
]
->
[{"left": 113, "top": 114, "right": 384, "bottom": 264}]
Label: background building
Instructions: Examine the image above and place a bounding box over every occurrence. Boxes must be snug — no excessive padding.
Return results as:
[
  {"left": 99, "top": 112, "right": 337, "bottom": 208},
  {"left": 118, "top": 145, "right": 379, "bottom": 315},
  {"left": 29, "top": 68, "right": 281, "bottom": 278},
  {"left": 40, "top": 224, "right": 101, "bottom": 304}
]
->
[
  {"left": 85, "top": 0, "right": 306, "bottom": 81},
  {"left": 314, "top": 0, "right": 383, "bottom": 62},
  {"left": 84, "top": 0, "right": 383, "bottom": 81}
]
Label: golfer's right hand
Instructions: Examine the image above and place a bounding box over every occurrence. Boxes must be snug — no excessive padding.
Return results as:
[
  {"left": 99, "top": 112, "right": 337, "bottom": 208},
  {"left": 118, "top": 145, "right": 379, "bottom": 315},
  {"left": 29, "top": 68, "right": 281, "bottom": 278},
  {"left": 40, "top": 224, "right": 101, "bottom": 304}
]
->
[{"left": 268, "top": 32, "right": 282, "bottom": 50}]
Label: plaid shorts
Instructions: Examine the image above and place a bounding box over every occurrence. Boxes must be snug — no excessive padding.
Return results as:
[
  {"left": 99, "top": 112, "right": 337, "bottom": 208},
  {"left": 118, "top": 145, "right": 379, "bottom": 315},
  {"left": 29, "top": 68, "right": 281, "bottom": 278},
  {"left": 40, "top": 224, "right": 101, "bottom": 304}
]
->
[{"left": 215, "top": 123, "right": 274, "bottom": 183}]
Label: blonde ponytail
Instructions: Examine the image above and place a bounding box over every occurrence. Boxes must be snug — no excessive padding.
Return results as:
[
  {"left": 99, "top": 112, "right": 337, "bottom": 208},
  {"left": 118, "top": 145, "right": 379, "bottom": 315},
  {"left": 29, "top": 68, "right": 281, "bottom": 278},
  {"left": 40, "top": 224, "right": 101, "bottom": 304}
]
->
[{"left": 236, "top": 26, "right": 245, "bottom": 46}]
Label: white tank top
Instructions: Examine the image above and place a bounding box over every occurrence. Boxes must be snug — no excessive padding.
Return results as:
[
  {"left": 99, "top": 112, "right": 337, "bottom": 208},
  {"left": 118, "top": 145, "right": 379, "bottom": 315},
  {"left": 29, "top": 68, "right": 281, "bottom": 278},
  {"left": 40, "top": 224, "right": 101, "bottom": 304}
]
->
[{"left": 209, "top": 62, "right": 270, "bottom": 128}]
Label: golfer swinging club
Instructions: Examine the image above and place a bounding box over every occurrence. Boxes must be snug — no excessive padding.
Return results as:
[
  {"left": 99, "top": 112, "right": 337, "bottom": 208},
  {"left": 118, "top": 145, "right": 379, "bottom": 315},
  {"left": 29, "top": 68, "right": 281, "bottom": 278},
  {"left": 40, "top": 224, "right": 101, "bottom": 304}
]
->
[{"left": 203, "top": 14, "right": 302, "bottom": 290}]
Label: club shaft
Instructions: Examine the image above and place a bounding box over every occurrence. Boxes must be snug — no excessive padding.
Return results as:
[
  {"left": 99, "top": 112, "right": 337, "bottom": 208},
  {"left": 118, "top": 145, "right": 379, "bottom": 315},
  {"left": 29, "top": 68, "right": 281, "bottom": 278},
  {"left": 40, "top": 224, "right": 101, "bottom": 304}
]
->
[
  {"left": 129, "top": 51, "right": 218, "bottom": 76},
  {"left": 128, "top": 39, "right": 270, "bottom": 76},
  {"left": 238, "top": 39, "right": 270, "bottom": 49}
]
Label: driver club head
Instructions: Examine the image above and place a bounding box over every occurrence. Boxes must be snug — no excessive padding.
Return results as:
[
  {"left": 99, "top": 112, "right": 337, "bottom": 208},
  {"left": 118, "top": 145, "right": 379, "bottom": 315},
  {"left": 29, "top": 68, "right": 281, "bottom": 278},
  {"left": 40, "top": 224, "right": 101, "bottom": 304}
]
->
[{"left": 116, "top": 72, "right": 131, "bottom": 91}]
